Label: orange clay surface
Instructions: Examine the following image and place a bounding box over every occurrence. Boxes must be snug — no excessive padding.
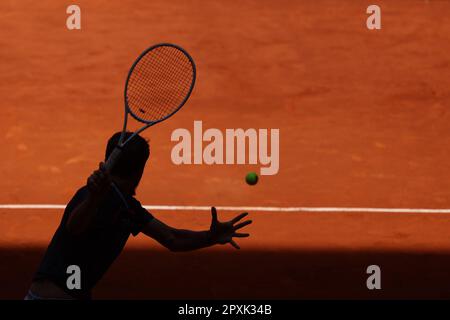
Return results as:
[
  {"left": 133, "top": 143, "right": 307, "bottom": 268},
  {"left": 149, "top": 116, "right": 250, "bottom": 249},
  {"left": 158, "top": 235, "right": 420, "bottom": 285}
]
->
[{"left": 1, "top": 0, "right": 450, "bottom": 299}]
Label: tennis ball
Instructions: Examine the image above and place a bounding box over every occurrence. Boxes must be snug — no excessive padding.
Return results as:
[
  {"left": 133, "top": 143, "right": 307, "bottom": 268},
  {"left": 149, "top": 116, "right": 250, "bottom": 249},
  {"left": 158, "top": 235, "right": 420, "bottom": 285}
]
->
[{"left": 245, "top": 172, "right": 258, "bottom": 186}]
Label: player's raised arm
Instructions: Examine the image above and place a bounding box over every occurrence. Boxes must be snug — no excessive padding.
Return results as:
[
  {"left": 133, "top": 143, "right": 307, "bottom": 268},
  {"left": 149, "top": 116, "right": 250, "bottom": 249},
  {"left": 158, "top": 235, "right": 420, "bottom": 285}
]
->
[
  {"left": 142, "top": 207, "right": 252, "bottom": 252},
  {"left": 66, "top": 162, "right": 111, "bottom": 235}
]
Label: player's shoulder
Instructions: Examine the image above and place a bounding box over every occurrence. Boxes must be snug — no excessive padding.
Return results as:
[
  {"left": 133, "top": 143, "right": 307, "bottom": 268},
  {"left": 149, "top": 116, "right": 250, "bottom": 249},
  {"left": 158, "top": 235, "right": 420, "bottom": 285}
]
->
[
  {"left": 128, "top": 196, "right": 144, "bottom": 210},
  {"left": 63, "top": 185, "right": 90, "bottom": 216},
  {"left": 73, "top": 185, "right": 89, "bottom": 200},
  {"left": 129, "top": 196, "right": 154, "bottom": 218}
]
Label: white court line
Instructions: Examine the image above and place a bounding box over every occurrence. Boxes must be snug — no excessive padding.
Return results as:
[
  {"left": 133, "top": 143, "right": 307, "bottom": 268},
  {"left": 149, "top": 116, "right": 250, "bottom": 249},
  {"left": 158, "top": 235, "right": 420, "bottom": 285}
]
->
[{"left": 1, "top": 204, "right": 450, "bottom": 213}]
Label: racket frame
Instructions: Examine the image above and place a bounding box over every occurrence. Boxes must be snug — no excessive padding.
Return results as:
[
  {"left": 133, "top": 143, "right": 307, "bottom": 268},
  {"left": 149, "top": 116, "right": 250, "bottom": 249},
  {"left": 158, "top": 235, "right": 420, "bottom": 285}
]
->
[
  {"left": 119, "top": 43, "right": 196, "bottom": 147},
  {"left": 106, "top": 43, "right": 196, "bottom": 170}
]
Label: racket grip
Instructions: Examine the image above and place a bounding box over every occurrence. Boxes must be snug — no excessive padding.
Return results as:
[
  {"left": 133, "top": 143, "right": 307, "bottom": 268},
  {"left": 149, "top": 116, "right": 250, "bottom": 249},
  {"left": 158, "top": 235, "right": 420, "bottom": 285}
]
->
[{"left": 105, "top": 146, "right": 122, "bottom": 172}]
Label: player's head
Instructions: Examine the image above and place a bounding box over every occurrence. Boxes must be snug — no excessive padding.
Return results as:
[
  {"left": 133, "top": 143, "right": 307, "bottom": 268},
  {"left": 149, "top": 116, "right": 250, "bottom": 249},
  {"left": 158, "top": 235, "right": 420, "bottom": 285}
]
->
[{"left": 105, "top": 132, "right": 150, "bottom": 193}]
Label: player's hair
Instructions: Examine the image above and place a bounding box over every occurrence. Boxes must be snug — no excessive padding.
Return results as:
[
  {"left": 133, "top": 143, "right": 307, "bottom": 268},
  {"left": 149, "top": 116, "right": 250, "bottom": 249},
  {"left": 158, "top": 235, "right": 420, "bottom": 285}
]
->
[{"left": 105, "top": 132, "right": 150, "bottom": 178}]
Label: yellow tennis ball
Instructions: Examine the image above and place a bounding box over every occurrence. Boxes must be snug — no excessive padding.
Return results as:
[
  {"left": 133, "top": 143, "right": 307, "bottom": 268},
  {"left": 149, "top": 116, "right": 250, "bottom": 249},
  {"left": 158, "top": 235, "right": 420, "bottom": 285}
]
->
[{"left": 245, "top": 172, "right": 258, "bottom": 186}]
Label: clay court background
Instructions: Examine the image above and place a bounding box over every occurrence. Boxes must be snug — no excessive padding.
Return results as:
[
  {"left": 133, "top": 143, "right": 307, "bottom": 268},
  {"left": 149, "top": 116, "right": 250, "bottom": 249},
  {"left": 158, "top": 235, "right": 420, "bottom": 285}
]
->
[{"left": 1, "top": 0, "right": 450, "bottom": 299}]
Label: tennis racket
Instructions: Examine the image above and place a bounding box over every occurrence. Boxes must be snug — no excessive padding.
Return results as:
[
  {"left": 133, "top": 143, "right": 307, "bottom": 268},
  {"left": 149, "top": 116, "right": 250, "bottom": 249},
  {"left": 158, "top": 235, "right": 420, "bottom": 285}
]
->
[{"left": 105, "top": 43, "right": 196, "bottom": 171}]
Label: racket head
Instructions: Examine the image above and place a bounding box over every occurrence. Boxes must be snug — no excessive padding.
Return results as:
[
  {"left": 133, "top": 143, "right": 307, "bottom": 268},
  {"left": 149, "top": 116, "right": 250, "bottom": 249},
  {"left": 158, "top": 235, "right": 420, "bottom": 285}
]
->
[{"left": 124, "top": 43, "right": 196, "bottom": 125}]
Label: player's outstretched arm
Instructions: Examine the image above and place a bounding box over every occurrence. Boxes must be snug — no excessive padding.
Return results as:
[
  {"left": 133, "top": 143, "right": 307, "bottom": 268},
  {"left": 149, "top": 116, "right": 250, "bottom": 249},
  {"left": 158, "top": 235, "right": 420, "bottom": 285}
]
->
[
  {"left": 142, "top": 207, "right": 252, "bottom": 251},
  {"left": 66, "top": 162, "right": 111, "bottom": 235},
  {"left": 208, "top": 207, "right": 252, "bottom": 249}
]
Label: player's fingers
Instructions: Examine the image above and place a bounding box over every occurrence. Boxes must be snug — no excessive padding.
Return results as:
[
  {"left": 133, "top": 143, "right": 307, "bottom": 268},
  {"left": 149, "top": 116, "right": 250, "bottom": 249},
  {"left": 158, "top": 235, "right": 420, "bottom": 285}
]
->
[
  {"left": 89, "top": 180, "right": 100, "bottom": 191},
  {"left": 230, "top": 212, "right": 248, "bottom": 224},
  {"left": 99, "top": 171, "right": 110, "bottom": 185},
  {"left": 229, "top": 240, "right": 240, "bottom": 249},
  {"left": 99, "top": 162, "right": 107, "bottom": 172},
  {"left": 88, "top": 175, "right": 95, "bottom": 185},
  {"left": 95, "top": 168, "right": 110, "bottom": 184},
  {"left": 96, "top": 170, "right": 105, "bottom": 181},
  {"left": 98, "top": 177, "right": 109, "bottom": 188},
  {"left": 91, "top": 175, "right": 105, "bottom": 189},
  {"left": 233, "top": 220, "right": 252, "bottom": 231},
  {"left": 103, "top": 166, "right": 111, "bottom": 177},
  {"left": 91, "top": 174, "right": 101, "bottom": 184},
  {"left": 87, "top": 175, "right": 103, "bottom": 193},
  {"left": 103, "top": 172, "right": 112, "bottom": 184},
  {"left": 87, "top": 180, "right": 94, "bottom": 190},
  {"left": 233, "top": 233, "right": 249, "bottom": 238},
  {"left": 92, "top": 169, "right": 102, "bottom": 179},
  {"left": 211, "top": 207, "right": 218, "bottom": 223},
  {"left": 97, "top": 167, "right": 111, "bottom": 183},
  {"left": 97, "top": 171, "right": 110, "bottom": 185}
]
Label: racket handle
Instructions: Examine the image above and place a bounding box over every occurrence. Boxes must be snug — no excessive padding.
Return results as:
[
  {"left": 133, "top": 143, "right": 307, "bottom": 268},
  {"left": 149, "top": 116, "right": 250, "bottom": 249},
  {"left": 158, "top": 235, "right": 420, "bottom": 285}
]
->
[
  {"left": 111, "top": 182, "right": 129, "bottom": 209},
  {"left": 105, "top": 146, "right": 122, "bottom": 172}
]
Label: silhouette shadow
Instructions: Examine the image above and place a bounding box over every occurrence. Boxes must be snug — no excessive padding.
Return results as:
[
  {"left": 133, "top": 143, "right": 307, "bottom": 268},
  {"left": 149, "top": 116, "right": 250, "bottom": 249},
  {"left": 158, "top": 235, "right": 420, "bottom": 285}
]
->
[{"left": 1, "top": 247, "right": 450, "bottom": 299}]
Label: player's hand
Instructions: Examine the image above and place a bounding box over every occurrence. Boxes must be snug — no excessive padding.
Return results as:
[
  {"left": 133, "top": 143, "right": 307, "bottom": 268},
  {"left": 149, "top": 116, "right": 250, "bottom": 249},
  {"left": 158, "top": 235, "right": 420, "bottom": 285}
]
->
[
  {"left": 209, "top": 207, "right": 252, "bottom": 249},
  {"left": 87, "top": 162, "right": 111, "bottom": 198}
]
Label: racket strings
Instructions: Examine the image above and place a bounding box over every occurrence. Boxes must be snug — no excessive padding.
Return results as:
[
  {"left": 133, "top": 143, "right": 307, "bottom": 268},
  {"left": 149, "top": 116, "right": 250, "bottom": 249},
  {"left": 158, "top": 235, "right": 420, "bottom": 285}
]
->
[
  {"left": 128, "top": 47, "right": 190, "bottom": 117},
  {"left": 126, "top": 45, "right": 194, "bottom": 122},
  {"left": 130, "top": 58, "right": 191, "bottom": 118},
  {"left": 135, "top": 50, "right": 190, "bottom": 112}
]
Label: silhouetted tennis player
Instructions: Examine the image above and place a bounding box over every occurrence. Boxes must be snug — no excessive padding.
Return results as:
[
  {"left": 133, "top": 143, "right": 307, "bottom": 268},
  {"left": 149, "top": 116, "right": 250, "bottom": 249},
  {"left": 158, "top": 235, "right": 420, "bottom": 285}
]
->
[{"left": 26, "top": 132, "right": 252, "bottom": 300}]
